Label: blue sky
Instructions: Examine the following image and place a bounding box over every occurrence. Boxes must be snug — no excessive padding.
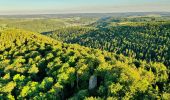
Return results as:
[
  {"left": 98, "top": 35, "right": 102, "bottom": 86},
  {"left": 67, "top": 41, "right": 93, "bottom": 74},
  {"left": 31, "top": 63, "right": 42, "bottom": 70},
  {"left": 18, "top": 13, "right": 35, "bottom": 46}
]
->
[{"left": 0, "top": 0, "right": 169, "bottom": 14}]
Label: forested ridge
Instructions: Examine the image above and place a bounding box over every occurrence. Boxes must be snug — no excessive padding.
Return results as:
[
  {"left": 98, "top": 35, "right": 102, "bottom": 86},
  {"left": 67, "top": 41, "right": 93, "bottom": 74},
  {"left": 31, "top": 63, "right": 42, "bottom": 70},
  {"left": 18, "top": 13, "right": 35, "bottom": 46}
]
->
[
  {"left": 0, "top": 29, "right": 169, "bottom": 99},
  {"left": 43, "top": 26, "right": 97, "bottom": 42},
  {"left": 46, "top": 21, "right": 170, "bottom": 69},
  {"left": 0, "top": 17, "right": 98, "bottom": 33}
]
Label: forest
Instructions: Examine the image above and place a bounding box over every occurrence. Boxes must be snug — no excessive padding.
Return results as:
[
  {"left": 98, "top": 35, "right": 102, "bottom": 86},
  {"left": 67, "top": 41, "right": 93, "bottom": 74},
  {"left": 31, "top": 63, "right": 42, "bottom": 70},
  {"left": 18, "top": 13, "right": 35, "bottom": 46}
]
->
[{"left": 0, "top": 15, "right": 170, "bottom": 99}]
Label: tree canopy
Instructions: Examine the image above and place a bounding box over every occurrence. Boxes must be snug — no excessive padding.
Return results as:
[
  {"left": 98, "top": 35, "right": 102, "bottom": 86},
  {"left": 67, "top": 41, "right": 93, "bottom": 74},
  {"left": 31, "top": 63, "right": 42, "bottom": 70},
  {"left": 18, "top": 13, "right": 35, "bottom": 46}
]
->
[{"left": 0, "top": 29, "right": 169, "bottom": 99}]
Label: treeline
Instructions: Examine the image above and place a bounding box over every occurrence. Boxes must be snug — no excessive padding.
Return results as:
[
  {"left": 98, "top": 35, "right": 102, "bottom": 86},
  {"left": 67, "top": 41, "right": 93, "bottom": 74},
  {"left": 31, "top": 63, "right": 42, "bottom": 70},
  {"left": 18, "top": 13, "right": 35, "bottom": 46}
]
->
[
  {"left": 0, "top": 29, "right": 169, "bottom": 99},
  {"left": 44, "top": 26, "right": 96, "bottom": 42},
  {"left": 91, "top": 16, "right": 170, "bottom": 28}
]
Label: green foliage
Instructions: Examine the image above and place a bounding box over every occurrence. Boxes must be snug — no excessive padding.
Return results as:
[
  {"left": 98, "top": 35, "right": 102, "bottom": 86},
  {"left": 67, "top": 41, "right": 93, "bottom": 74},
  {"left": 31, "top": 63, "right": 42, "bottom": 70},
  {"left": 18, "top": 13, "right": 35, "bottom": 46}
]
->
[
  {"left": 19, "top": 81, "right": 39, "bottom": 98},
  {"left": 0, "top": 81, "right": 16, "bottom": 93},
  {"left": 28, "top": 64, "right": 39, "bottom": 74},
  {"left": 44, "top": 26, "right": 96, "bottom": 42},
  {"left": 0, "top": 25, "right": 169, "bottom": 100},
  {"left": 69, "top": 22, "right": 170, "bottom": 67},
  {"left": 0, "top": 17, "right": 97, "bottom": 33},
  {"left": 40, "top": 77, "right": 54, "bottom": 91}
]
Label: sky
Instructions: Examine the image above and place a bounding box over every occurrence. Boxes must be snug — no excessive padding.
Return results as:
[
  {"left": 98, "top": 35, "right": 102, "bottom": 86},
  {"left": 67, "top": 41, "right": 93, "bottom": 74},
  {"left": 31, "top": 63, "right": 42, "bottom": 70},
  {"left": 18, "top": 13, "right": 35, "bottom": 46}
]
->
[{"left": 0, "top": 0, "right": 170, "bottom": 15}]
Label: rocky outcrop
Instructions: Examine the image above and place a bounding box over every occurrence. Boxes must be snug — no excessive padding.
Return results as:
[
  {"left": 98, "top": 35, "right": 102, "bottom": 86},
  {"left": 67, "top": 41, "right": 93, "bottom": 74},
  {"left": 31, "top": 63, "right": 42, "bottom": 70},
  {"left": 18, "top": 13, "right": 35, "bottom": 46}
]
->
[{"left": 89, "top": 75, "right": 97, "bottom": 90}]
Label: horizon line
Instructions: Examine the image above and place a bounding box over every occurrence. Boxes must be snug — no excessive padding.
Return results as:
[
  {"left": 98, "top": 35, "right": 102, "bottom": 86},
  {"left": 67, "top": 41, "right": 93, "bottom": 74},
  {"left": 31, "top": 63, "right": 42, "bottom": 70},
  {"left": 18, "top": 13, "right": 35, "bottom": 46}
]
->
[{"left": 0, "top": 11, "right": 170, "bottom": 16}]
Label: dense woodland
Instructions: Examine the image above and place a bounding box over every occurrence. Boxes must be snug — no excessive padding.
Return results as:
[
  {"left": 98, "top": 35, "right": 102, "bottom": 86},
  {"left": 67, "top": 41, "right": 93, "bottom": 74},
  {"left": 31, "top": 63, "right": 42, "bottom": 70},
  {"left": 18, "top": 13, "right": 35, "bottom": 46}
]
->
[
  {"left": 68, "top": 22, "right": 170, "bottom": 67},
  {"left": 0, "top": 16, "right": 170, "bottom": 99},
  {"left": 43, "top": 26, "right": 96, "bottom": 42},
  {"left": 46, "top": 20, "right": 170, "bottom": 68}
]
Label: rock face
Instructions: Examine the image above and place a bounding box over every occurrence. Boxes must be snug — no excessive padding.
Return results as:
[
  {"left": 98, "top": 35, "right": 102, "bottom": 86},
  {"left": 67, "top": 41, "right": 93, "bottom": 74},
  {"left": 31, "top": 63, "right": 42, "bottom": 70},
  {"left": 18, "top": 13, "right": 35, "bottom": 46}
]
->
[
  {"left": 71, "top": 82, "right": 74, "bottom": 88},
  {"left": 89, "top": 75, "right": 97, "bottom": 90}
]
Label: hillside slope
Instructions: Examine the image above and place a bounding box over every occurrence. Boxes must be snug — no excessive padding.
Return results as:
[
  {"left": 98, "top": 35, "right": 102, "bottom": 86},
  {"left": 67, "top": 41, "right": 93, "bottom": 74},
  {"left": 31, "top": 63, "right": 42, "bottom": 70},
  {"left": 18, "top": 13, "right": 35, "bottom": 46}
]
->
[
  {"left": 0, "top": 29, "right": 169, "bottom": 99},
  {"left": 0, "top": 17, "right": 98, "bottom": 33},
  {"left": 46, "top": 22, "right": 170, "bottom": 69},
  {"left": 43, "top": 26, "right": 96, "bottom": 42}
]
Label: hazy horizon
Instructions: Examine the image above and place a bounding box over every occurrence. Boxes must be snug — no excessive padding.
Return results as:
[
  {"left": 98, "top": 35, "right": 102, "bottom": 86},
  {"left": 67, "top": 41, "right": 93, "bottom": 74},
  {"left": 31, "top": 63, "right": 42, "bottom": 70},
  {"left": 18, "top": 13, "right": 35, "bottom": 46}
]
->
[{"left": 0, "top": 0, "right": 170, "bottom": 15}]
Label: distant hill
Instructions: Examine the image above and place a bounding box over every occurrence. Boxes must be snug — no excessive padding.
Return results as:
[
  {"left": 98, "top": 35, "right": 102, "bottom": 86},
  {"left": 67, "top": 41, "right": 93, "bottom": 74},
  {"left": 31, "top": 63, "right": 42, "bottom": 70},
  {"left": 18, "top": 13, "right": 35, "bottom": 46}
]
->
[
  {"left": 0, "top": 12, "right": 170, "bottom": 18},
  {"left": 0, "top": 17, "right": 97, "bottom": 33}
]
